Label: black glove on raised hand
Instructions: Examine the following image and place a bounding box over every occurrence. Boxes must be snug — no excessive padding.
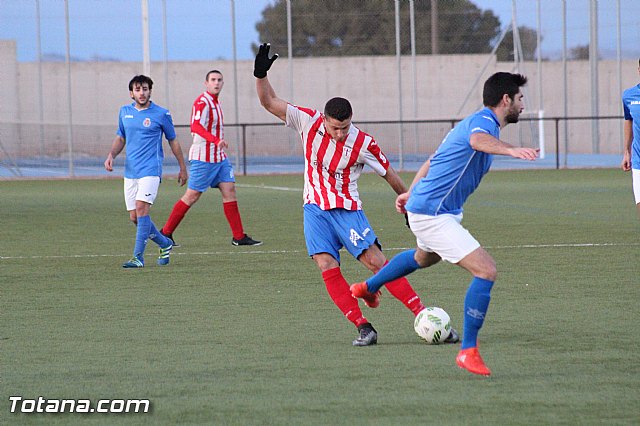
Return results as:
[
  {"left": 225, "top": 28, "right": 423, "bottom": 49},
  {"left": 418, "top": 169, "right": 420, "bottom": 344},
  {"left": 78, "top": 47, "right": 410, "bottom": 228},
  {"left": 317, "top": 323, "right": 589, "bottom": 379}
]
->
[{"left": 253, "top": 43, "right": 279, "bottom": 78}]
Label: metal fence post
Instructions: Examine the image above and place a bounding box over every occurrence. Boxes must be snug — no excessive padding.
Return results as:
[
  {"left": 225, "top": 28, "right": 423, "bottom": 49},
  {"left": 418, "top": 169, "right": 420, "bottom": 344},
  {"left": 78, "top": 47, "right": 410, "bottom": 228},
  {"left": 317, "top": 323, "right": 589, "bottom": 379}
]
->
[
  {"left": 555, "top": 118, "right": 560, "bottom": 170},
  {"left": 242, "top": 124, "right": 247, "bottom": 176}
]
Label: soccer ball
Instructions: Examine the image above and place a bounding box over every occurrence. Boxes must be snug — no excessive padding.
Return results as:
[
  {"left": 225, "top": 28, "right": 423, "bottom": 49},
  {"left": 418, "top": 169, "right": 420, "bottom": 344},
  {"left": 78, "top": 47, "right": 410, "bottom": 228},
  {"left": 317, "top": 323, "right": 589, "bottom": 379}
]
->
[{"left": 414, "top": 307, "right": 451, "bottom": 344}]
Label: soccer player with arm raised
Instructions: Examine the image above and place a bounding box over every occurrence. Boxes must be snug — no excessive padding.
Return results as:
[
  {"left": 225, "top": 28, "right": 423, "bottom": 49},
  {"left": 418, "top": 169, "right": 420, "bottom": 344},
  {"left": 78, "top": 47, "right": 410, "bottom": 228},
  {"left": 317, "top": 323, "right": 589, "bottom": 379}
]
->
[
  {"left": 351, "top": 72, "right": 538, "bottom": 375},
  {"left": 104, "top": 75, "right": 188, "bottom": 268},
  {"left": 254, "top": 43, "right": 459, "bottom": 346}
]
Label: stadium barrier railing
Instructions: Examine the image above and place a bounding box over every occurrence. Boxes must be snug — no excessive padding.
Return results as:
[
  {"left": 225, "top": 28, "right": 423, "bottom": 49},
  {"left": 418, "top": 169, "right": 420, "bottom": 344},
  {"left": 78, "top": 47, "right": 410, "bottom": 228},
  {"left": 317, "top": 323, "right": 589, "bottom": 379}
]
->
[{"left": 0, "top": 116, "right": 625, "bottom": 178}]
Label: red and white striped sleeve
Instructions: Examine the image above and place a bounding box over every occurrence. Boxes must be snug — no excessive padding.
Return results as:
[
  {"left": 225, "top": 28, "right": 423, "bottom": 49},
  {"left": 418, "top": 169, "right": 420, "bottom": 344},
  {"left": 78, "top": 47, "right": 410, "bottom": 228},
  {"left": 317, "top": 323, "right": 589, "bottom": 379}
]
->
[
  {"left": 286, "top": 104, "right": 319, "bottom": 133},
  {"left": 360, "top": 136, "right": 390, "bottom": 176},
  {"left": 191, "top": 96, "right": 219, "bottom": 144}
]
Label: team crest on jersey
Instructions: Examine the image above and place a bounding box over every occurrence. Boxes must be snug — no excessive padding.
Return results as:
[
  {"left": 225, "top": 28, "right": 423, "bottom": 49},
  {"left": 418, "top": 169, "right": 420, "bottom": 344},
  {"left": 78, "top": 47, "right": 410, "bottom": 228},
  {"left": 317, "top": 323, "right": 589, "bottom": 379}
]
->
[
  {"left": 143, "top": 118, "right": 151, "bottom": 127},
  {"left": 349, "top": 229, "right": 364, "bottom": 246}
]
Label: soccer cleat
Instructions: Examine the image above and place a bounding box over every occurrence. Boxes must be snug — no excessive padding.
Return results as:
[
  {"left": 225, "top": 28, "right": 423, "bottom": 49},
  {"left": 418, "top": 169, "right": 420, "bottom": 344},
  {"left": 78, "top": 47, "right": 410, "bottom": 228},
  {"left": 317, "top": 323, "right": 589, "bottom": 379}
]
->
[
  {"left": 456, "top": 347, "right": 491, "bottom": 376},
  {"left": 350, "top": 282, "right": 381, "bottom": 308},
  {"left": 161, "top": 231, "right": 179, "bottom": 248},
  {"left": 157, "top": 243, "right": 173, "bottom": 266},
  {"left": 122, "top": 255, "right": 144, "bottom": 268},
  {"left": 444, "top": 327, "right": 460, "bottom": 344},
  {"left": 352, "top": 323, "right": 378, "bottom": 346},
  {"left": 232, "top": 234, "right": 263, "bottom": 246}
]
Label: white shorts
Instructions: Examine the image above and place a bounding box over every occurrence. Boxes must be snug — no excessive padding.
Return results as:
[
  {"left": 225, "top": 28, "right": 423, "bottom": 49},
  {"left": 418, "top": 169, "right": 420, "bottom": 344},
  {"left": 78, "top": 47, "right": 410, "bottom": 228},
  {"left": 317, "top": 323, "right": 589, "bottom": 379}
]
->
[
  {"left": 407, "top": 212, "right": 480, "bottom": 264},
  {"left": 123, "top": 176, "right": 161, "bottom": 211},
  {"left": 633, "top": 169, "right": 640, "bottom": 204}
]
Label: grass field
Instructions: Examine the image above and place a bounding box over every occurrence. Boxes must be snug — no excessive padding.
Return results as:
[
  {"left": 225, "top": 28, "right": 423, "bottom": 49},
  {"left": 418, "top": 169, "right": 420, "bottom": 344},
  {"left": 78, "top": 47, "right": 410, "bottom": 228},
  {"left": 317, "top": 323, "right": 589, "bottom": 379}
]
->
[{"left": 2, "top": 169, "right": 639, "bottom": 425}]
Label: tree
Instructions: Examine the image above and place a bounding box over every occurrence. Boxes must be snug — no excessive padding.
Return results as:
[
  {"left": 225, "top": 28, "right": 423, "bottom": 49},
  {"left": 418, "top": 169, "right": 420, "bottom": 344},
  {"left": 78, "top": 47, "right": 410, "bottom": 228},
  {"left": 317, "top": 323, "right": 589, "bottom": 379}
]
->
[
  {"left": 569, "top": 44, "right": 590, "bottom": 60},
  {"left": 253, "top": 0, "right": 503, "bottom": 57},
  {"left": 496, "top": 26, "right": 541, "bottom": 62}
]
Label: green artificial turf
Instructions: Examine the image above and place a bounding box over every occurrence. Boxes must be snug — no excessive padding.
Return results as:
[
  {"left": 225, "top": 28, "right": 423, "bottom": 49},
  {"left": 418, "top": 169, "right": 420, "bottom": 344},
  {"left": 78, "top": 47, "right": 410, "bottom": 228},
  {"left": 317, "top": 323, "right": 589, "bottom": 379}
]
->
[{"left": 1, "top": 169, "right": 638, "bottom": 425}]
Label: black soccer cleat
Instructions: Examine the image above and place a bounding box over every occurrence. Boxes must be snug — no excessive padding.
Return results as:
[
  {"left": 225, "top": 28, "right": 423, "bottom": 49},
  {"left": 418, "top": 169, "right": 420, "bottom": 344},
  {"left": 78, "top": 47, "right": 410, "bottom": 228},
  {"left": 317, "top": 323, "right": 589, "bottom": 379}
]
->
[
  {"left": 444, "top": 327, "right": 460, "bottom": 344},
  {"left": 352, "top": 323, "right": 378, "bottom": 346},
  {"left": 161, "top": 231, "right": 180, "bottom": 248},
  {"left": 232, "top": 234, "right": 263, "bottom": 246}
]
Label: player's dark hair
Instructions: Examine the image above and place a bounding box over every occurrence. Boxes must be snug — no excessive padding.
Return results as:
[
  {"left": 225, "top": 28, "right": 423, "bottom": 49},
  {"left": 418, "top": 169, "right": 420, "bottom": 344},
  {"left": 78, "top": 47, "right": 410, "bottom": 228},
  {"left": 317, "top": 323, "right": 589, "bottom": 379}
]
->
[
  {"left": 324, "top": 97, "right": 352, "bottom": 121},
  {"left": 482, "top": 72, "right": 528, "bottom": 107},
  {"left": 129, "top": 75, "right": 153, "bottom": 91},
  {"left": 206, "top": 69, "right": 223, "bottom": 81}
]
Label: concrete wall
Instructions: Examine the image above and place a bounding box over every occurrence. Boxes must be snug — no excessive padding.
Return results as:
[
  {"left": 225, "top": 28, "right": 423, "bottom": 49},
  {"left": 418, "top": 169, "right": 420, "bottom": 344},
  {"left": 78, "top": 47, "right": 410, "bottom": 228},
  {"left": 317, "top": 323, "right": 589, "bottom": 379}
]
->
[
  {"left": 1, "top": 38, "right": 637, "bottom": 159},
  {"left": 0, "top": 40, "right": 19, "bottom": 122}
]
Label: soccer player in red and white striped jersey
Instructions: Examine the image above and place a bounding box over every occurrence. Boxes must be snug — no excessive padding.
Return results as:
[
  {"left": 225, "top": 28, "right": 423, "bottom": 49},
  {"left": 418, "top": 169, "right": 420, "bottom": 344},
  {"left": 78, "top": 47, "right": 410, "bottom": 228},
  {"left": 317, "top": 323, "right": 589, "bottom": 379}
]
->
[
  {"left": 160, "top": 70, "right": 261, "bottom": 247},
  {"left": 254, "top": 43, "right": 454, "bottom": 346}
]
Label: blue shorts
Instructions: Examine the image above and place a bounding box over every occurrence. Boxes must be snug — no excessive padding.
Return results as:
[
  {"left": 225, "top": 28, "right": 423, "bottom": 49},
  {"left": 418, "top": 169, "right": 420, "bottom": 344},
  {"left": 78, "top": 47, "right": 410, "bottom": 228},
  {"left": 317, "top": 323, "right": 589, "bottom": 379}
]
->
[
  {"left": 303, "top": 203, "right": 379, "bottom": 263},
  {"left": 188, "top": 159, "right": 235, "bottom": 192}
]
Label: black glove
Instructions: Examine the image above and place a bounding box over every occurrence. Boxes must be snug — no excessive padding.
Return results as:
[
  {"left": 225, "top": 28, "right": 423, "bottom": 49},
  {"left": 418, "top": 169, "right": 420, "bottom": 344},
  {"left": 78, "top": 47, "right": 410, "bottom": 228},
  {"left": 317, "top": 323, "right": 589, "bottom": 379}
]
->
[
  {"left": 254, "top": 43, "right": 279, "bottom": 78},
  {"left": 404, "top": 213, "right": 411, "bottom": 229}
]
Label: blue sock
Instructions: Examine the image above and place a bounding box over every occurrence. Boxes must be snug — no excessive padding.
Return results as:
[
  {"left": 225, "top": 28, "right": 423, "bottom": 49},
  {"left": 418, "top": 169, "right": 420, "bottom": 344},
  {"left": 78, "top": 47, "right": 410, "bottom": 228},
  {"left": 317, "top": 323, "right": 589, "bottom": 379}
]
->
[
  {"left": 366, "top": 249, "right": 420, "bottom": 293},
  {"left": 148, "top": 219, "right": 170, "bottom": 248},
  {"left": 133, "top": 215, "right": 151, "bottom": 261},
  {"left": 461, "top": 277, "right": 494, "bottom": 350}
]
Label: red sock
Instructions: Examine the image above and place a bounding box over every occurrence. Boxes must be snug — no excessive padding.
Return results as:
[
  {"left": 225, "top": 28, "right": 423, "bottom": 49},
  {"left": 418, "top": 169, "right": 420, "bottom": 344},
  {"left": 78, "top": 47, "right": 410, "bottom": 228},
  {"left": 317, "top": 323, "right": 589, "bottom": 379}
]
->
[
  {"left": 386, "top": 277, "right": 426, "bottom": 316},
  {"left": 162, "top": 199, "right": 191, "bottom": 234},
  {"left": 223, "top": 201, "right": 245, "bottom": 240},
  {"left": 322, "top": 267, "right": 368, "bottom": 328}
]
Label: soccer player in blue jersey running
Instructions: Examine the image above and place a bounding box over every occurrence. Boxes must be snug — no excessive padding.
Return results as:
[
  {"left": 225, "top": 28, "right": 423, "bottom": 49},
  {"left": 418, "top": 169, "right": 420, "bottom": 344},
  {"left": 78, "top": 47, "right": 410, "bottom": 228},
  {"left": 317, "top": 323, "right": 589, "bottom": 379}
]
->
[
  {"left": 104, "top": 75, "right": 188, "bottom": 268},
  {"left": 351, "top": 72, "right": 538, "bottom": 376},
  {"left": 621, "top": 59, "right": 640, "bottom": 219}
]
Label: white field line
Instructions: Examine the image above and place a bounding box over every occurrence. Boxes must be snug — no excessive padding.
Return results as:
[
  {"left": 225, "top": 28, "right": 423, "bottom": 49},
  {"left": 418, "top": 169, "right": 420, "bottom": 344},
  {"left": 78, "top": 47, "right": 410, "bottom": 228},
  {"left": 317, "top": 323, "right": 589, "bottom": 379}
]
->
[
  {"left": 236, "top": 183, "right": 301, "bottom": 192},
  {"left": 1, "top": 242, "right": 638, "bottom": 261},
  {"left": 387, "top": 242, "right": 640, "bottom": 251}
]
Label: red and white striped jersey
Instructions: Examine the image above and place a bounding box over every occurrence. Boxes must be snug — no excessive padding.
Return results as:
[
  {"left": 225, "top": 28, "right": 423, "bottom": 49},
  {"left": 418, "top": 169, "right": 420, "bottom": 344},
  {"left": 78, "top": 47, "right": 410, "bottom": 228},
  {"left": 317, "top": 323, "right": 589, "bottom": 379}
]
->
[
  {"left": 188, "top": 91, "right": 227, "bottom": 163},
  {"left": 286, "top": 104, "right": 390, "bottom": 211}
]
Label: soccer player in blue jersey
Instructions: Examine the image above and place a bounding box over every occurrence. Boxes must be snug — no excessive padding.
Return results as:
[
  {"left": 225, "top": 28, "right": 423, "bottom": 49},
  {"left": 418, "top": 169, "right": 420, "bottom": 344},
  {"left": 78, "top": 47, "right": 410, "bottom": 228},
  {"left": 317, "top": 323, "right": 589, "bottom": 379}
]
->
[
  {"left": 104, "top": 75, "right": 188, "bottom": 268},
  {"left": 621, "top": 59, "right": 640, "bottom": 219},
  {"left": 351, "top": 72, "right": 538, "bottom": 376}
]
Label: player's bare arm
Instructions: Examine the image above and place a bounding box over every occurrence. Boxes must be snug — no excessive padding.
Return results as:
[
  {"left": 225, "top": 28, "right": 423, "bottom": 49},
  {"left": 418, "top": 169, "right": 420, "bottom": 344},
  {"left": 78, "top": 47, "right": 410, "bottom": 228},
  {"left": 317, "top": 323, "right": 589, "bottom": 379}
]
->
[
  {"left": 167, "top": 139, "right": 188, "bottom": 186},
  {"left": 622, "top": 119, "right": 633, "bottom": 171},
  {"left": 470, "top": 132, "right": 538, "bottom": 160},
  {"left": 395, "top": 158, "right": 431, "bottom": 214},
  {"left": 382, "top": 166, "right": 408, "bottom": 196},
  {"left": 255, "top": 77, "right": 287, "bottom": 122},
  {"left": 254, "top": 43, "right": 287, "bottom": 122},
  {"left": 104, "top": 135, "right": 125, "bottom": 172},
  {"left": 381, "top": 166, "right": 410, "bottom": 216},
  {"left": 411, "top": 158, "right": 431, "bottom": 189},
  {"left": 395, "top": 192, "right": 410, "bottom": 214}
]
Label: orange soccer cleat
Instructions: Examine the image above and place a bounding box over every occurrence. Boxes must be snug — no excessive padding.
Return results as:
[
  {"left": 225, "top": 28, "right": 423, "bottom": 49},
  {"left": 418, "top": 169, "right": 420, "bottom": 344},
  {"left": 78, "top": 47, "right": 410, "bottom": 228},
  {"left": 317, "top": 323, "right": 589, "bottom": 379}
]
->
[
  {"left": 350, "top": 282, "right": 381, "bottom": 308},
  {"left": 456, "top": 347, "right": 492, "bottom": 377}
]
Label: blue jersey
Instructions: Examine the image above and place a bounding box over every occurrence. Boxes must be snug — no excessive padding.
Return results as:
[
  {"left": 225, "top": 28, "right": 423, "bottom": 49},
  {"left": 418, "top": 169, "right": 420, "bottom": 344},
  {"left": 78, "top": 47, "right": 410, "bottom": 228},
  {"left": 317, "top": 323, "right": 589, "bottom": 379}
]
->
[
  {"left": 116, "top": 102, "right": 177, "bottom": 179},
  {"left": 622, "top": 84, "right": 640, "bottom": 170},
  {"left": 406, "top": 107, "right": 500, "bottom": 216}
]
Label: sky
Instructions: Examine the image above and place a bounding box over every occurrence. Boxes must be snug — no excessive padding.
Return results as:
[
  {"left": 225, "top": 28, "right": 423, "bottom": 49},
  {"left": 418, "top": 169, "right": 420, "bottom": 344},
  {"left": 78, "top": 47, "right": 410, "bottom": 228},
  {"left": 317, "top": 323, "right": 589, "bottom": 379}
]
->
[{"left": 0, "top": 0, "right": 638, "bottom": 62}]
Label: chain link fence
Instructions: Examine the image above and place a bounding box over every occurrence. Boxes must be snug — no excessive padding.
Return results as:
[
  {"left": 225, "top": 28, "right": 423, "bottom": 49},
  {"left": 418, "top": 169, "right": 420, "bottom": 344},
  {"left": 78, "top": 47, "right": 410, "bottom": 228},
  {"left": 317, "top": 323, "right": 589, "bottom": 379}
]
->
[{"left": 0, "top": 0, "right": 637, "bottom": 178}]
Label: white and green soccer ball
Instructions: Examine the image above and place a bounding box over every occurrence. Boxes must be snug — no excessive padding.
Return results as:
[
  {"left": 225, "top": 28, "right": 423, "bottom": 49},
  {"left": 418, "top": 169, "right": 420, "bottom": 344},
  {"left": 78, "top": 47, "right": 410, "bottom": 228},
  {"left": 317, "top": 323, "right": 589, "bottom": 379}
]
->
[{"left": 414, "top": 307, "right": 451, "bottom": 344}]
